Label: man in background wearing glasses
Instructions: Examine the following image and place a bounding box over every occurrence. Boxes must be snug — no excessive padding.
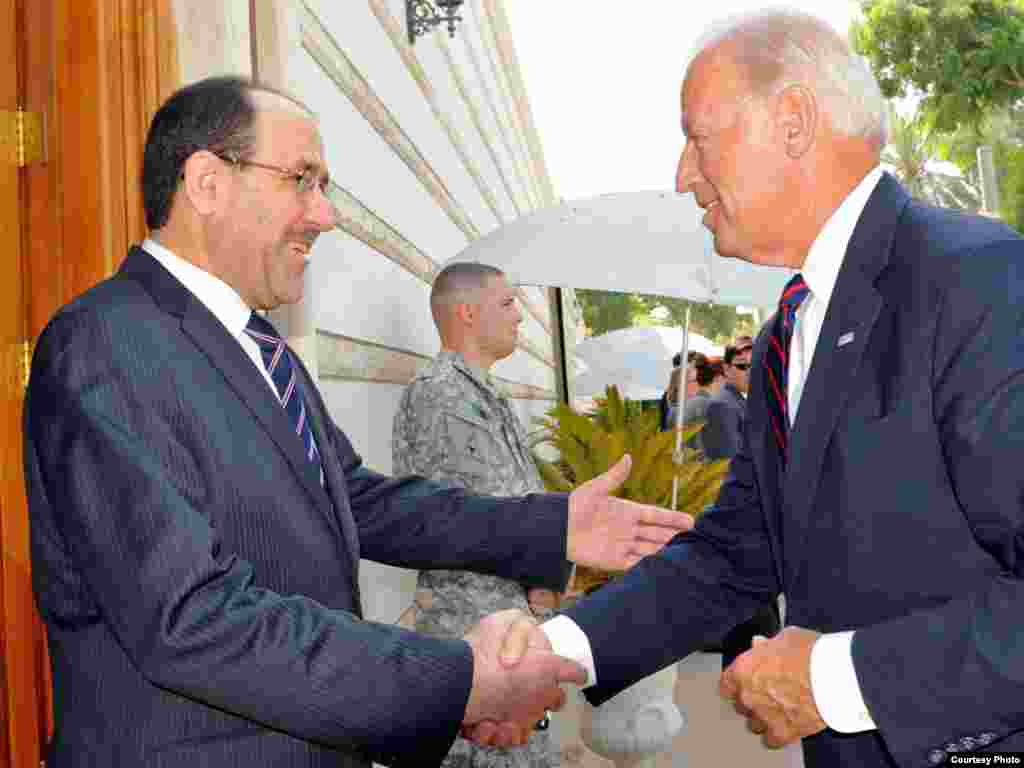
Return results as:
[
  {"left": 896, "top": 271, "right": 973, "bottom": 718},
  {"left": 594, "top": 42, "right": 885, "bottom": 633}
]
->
[{"left": 702, "top": 335, "right": 753, "bottom": 461}]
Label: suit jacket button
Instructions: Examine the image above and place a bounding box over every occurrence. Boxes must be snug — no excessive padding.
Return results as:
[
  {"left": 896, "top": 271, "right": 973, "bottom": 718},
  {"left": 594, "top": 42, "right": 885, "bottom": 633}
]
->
[{"left": 928, "top": 749, "right": 946, "bottom": 765}]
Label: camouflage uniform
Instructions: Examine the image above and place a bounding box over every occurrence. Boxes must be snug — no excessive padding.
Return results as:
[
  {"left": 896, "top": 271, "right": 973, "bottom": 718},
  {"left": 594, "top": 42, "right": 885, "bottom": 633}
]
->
[{"left": 392, "top": 350, "right": 556, "bottom": 768}]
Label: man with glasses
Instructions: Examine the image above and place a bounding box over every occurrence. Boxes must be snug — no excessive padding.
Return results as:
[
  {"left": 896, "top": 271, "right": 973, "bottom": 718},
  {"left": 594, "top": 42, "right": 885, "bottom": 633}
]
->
[
  {"left": 701, "top": 335, "right": 752, "bottom": 461},
  {"left": 486, "top": 9, "right": 1024, "bottom": 767},
  {"left": 22, "top": 75, "right": 693, "bottom": 768}
]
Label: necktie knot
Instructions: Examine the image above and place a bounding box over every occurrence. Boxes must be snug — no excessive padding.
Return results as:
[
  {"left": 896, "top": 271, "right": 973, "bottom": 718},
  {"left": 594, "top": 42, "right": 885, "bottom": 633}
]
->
[
  {"left": 779, "top": 273, "right": 810, "bottom": 328},
  {"left": 244, "top": 312, "right": 323, "bottom": 483},
  {"left": 245, "top": 312, "right": 283, "bottom": 349}
]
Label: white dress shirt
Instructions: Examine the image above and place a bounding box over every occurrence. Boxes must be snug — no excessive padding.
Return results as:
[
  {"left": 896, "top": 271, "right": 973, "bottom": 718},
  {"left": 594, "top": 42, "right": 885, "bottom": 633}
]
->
[
  {"left": 143, "top": 238, "right": 279, "bottom": 398},
  {"left": 542, "top": 167, "right": 885, "bottom": 734}
]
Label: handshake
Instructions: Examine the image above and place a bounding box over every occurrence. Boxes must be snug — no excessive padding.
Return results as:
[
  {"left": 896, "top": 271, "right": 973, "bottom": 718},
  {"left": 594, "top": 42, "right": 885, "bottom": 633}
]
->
[
  {"left": 461, "top": 608, "right": 582, "bottom": 748},
  {"left": 459, "top": 455, "right": 697, "bottom": 747}
]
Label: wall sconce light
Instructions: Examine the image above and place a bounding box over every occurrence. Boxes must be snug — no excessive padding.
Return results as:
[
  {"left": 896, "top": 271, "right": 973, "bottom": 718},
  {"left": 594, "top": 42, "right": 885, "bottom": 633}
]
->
[{"left": 407, "top": 0, "right": 464, "bottom": 45}]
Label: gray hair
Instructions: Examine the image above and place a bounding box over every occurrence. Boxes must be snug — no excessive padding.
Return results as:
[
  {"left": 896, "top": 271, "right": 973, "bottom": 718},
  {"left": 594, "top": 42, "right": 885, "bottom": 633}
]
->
[
  {"left": 430, "top": 261, "right": 505, "bottom": 305},
  {"left": 691, "top": 7, "right": 888, "bottom": 147}
]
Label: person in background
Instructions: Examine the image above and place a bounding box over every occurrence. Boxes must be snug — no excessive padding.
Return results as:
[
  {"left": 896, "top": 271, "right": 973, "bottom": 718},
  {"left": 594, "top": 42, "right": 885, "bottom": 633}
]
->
[
  {"left": 661, "top": 350, "right": 701, "bottom": 430},
  {"left": 679, "top": 352, "right": 716, "bottom": 447},
  {"left": 700, "top": 336, "right": 753, "bottom": 460},
  {"left": 393, "top": 261, "right": 561, "bottom": 768}
]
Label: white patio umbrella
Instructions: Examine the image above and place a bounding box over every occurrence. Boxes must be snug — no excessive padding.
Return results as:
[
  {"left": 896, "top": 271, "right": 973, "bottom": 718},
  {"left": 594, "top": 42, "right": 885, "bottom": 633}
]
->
[
  {"left": 455, "top": 190, "right": 794, "bottom": 508},
  {"left": 457, "top": 190, "right": 792, "bottom": 307},
  {"left": 571, "top": 326, "right": 722, "bottom": 400}
]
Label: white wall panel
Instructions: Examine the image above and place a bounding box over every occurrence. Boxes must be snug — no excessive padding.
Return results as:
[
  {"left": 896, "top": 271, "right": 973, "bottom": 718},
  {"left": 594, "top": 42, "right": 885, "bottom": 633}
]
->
[
  {"left": 313, "top": 232, "right": 440, "bottom": 357},
  {"left": 304, "top": 0, "right": 498, "bottom": 240},
  {"left": 321, "top": 379, "right": 417, "bottom": 625},
  {"left": 449, "top": 30, "right": 533, "bottom": 219},
  {"left": 322, "top": 379, "right": 404, "bottom": 472},
  {"left": 292, "top": 49, "right": 470, "bottom": 264},
  {"left": 415, "top": 35, "right": 520, "bottom": 224}
]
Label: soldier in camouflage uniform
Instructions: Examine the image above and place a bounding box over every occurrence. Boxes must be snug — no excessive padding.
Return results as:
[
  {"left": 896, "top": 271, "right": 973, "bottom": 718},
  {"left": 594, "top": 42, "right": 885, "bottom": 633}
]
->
[{"left": 393, "top": 262, "right": 560, "bottom": 768}]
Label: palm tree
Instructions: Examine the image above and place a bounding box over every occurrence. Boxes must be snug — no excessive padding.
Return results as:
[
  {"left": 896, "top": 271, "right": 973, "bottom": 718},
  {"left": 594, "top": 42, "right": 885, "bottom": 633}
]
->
[{"left": 883, "top": 107, "right": 982, "bottom": 212}]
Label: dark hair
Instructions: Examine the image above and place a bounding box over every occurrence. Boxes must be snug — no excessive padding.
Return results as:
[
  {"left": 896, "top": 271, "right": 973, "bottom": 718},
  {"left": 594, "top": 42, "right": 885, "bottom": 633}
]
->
[
  {"left": 142, "top": 76, "right": 260, "bottom": 230},
  {"left": 694, "top": 356, "right": 717, "bottom": 386},
  {"left": 672, "top": 350, "right": 702, "bottom": 368}
]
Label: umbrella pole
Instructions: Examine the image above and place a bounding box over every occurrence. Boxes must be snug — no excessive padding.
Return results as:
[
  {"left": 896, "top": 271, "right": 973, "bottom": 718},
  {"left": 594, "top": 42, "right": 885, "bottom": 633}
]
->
[{"left": 671, "top": 308, "right": 691, "bottom": 510}]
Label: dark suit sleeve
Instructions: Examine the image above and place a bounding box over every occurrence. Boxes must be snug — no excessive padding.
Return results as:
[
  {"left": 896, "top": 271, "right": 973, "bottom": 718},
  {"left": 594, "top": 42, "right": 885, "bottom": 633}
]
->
[
  {"left": 851, "top": 240, "right": 1024, "bottom": 764},
  {"left": 702, "top": 397, "right": 741, "bottom": 460},
  {"left": 387, "top": 381, "right": 572, "bottom": 590},
  {"left": 335, "top": 426, "right": 571, "bottom": 592},
  {"left": 565, "top": 427, "right": 779, "bottom": 703},
  {"left": 25, "top": 310, "right": 472, "bottom": 766}
]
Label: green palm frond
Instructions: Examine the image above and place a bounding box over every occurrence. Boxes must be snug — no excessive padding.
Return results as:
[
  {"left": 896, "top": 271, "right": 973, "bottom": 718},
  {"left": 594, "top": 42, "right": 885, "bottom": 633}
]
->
[{"left": 532, "top": 385, "right": 731, "bottom": 592}]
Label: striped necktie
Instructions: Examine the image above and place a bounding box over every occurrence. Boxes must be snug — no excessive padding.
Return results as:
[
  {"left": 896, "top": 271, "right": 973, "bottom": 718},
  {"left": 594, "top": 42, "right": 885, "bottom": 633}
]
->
[
  {"left": 765, "top": 274, "right": 809, "bottom": 467},
  {"left": 245, "top": 313, "right": 324, "bottom": 484}
]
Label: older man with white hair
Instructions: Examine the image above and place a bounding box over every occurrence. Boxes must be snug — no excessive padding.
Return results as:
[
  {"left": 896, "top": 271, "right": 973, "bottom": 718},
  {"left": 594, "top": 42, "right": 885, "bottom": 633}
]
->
[{"left": 483, "top": 8, "right": 1024, "bottom": 768}]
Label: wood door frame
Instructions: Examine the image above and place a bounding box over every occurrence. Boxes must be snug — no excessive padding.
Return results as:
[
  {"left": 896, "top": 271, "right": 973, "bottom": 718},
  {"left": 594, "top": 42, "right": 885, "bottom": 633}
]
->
[
  {"left": 22, "top": 0, "right": 179, "bottom": 339},
  {"left": 2, "top": 3, "right": 177, "bottom": 766}
]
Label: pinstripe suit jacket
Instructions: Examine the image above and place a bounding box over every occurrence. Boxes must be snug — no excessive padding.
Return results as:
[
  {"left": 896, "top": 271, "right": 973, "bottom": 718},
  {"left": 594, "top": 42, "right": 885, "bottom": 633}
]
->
[{"left": 24, "top": 247, "right": 571, "bottom": 768}]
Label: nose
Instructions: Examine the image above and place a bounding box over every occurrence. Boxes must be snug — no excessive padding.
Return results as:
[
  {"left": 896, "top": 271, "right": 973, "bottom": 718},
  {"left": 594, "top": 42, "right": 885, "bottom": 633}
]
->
[
  {"left": 307, "top": 187, "right": 338, "bottom": 232},
  {"left": 675, "top": 141, "right": 700, "bottom": 195}
]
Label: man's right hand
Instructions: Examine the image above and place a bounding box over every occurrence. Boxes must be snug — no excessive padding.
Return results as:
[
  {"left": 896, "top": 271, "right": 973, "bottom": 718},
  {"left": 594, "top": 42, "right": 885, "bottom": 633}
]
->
[{"left": 462, "top": 610, "right": 584, "bottom": 745}]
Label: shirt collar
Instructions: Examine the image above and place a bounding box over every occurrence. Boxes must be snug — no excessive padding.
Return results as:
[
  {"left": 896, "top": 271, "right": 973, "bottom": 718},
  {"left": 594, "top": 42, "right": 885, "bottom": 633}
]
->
[
  {"left": 439, "top": 349, "right": 496, "bottom": 391},
  {"left": 142, "top": 238, "right": 254, "bottom": 339},
  {"left": 800, "top": 166, "right": 884, "bottom": 307}
]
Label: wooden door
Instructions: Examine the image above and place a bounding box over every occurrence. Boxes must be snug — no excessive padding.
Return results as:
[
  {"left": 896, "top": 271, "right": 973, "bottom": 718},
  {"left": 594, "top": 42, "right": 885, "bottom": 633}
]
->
[
  {"left": 1, "top": 2, "right": 178, "bottom": 765},
  {"left": 0, "top": 0, "right": 51, "bottom": 763}
]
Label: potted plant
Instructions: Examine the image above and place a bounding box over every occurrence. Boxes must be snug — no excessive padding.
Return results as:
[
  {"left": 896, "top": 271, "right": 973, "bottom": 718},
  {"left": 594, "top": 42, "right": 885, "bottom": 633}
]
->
[{"left": 532, "top": 385, "right": 729, "bottom": 593}]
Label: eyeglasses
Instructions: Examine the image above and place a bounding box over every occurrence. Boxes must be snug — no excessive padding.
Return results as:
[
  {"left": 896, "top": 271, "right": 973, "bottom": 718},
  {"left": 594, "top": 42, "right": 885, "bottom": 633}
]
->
[
  {"left": 215, "top": 152, "right": 330, "bottom": 196},
  {"left": 732, "top": 363, "right": 751, "bottom": 371}
]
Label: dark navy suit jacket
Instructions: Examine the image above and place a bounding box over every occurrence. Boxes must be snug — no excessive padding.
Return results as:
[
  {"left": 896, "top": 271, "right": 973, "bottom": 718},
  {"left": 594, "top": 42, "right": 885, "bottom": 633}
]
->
[
  {"left": 566, "top": 174, "right": 1024, "bottom": 767},
  {"left": 24, "top": 248, "right": 572, "bottom": 767}
]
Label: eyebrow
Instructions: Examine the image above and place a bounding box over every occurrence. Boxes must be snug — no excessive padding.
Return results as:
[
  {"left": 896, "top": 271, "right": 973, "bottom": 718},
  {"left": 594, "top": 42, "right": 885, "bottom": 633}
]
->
[{"left": 299, "top": 158, "right": 331, "bottom": 187}]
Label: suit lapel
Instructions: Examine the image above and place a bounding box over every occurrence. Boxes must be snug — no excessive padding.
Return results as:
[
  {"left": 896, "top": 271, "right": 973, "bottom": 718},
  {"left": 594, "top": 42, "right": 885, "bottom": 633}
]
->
[
  {"left": 781, "top": 174, "right": 909, "bottom": 587},
  {"left": 120, "top": 248, "right": 336, "bottom": 526},
  {"left": 291, "top": 354, "right": 362, "bottom": 589},
  {"left": 747, "top": 335, "right": 788, "bottom": 587}
]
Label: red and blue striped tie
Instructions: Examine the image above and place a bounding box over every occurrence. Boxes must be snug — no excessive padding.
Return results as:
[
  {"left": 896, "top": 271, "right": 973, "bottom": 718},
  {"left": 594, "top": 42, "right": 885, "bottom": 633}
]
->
[
  {"left": 765, "top": 274, "right": 809, "bottom": 467},
  {"left": 245, "top": 313, "right": 324, "bottom": 484}
]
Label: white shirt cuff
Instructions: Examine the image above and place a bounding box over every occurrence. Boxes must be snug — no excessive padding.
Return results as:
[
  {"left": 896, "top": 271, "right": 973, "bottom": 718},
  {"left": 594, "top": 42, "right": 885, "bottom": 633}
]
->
[
  {"left": 810, "top": 630, "right": 877, "bottom": 733},
  {"left": 541, "top": 615, "right": 597, "bottom": 688}
]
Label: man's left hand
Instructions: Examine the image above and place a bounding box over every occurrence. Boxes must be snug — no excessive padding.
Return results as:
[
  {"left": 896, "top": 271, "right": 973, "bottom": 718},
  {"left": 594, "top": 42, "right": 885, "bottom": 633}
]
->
[
  {"left": 719, "top": 626, "right": 827, "bottom": 748},
  {"left": 566, "top": 455, "right": 694, "bottom": 571}
]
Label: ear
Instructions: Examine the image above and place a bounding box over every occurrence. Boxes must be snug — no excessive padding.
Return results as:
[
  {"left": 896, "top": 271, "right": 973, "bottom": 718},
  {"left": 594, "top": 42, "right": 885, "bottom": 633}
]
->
[
  {"left": 454, "top": 302, "right": 477, "bottom": 327},
  {"left": 180, "top": 150, "right": 227, "bottom": 217},
  {"left": 776, "top": 85, "right": 816, "bottom": 159}
]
